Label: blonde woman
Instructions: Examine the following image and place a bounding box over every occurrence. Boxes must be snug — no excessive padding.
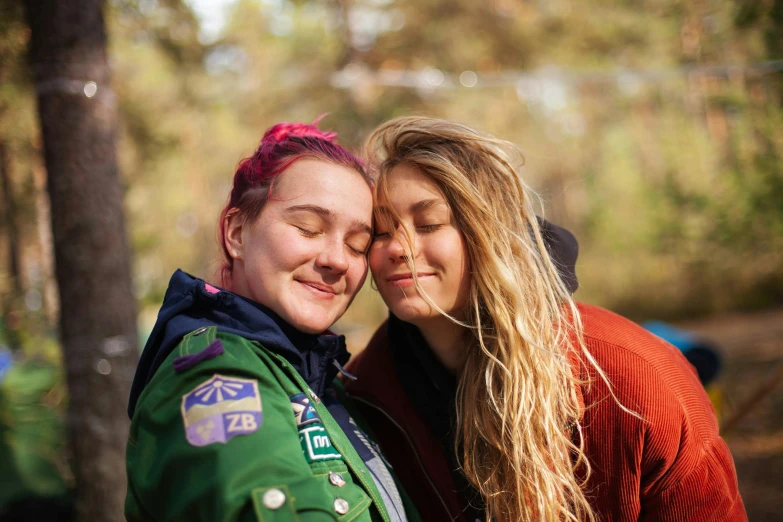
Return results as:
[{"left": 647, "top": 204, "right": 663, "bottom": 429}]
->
[{"left": 344, "top": 116, "right": 747, "bottom": 522}]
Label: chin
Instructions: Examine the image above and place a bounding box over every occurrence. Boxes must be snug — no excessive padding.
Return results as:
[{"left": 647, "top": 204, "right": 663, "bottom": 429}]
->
[
  {"left": 287, "top": 308, "right": 337, "bottom": 334},
  {"left": 281, "top": 298, "right": 345, "bottom": 334},
  {"left": 290, "top": 318, "right": 332, "bottom": 334},
  {"left": 300, "top": 325, "right": 328, "bottom": 334},
  {"left": 389, "top": 300, "right": 433, "bottom": 324}
]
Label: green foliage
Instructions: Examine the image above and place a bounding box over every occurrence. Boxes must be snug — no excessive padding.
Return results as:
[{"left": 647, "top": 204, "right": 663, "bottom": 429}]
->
[{"left": 0, "top": 355, "right": 69, "bottom": 512}]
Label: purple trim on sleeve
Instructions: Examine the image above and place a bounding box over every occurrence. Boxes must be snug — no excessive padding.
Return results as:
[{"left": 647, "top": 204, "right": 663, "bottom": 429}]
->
[{"left": 173, "top": 339, "right": 225, "bottom": 373}]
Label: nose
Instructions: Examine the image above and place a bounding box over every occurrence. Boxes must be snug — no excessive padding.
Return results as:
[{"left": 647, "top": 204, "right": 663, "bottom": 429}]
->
[
  {"left": 316, "top": 238, "right": 350, "bottom": 273},
  {"left": 387, "top": 226, "right": 414, "bottom": 261}
]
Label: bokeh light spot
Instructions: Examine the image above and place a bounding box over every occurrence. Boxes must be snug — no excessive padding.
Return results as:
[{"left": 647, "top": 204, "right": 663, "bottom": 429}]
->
[
  {"left": 84, "top": 81, "right": 98, "bottom": 98},
  {"left": 96, "top": 359, "right": 112, "bottom": 375},
  {"left": 460, "top": 70, "right": 478, "bottom": 87}
]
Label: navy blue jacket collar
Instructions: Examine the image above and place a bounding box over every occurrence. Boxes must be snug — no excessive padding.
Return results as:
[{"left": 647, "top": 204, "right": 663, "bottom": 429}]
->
[{"left": 127, "top": 270, "right": 349, "bottom": 418}]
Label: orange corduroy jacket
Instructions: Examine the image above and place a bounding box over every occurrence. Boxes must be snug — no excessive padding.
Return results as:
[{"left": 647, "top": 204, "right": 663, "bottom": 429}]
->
[{"left": 345, "top": 303, "right": 747, "bottom": 522}]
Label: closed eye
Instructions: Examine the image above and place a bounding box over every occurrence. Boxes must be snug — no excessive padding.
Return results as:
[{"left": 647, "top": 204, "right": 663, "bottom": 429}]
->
[
  {"left": 346, "top": 238, "right": 371, "bottom": 256},
  {"left": 294, "top": 225, "right": 319, "bottom": 238},
  {"left": 418, "top": 224, "right": 443, "bottom": 233},
  {"left": 347, "top": 245, "right": 368, "bottom": 256}
]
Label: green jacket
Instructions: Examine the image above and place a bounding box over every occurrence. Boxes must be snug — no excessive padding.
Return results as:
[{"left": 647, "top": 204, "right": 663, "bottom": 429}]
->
[{"left": 126, "top": 326, "right": 415, "bottom": 521}]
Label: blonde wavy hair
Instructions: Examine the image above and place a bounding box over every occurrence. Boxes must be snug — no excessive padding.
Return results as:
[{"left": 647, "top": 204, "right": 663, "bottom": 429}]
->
[{"left": 365, "top": 116, "right": 608, "bottom": 522}]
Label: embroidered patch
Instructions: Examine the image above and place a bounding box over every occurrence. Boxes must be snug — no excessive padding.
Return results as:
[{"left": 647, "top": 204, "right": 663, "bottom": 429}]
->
[
  {"left": 181, "top": 374, "right": 262, "bottom": 447},
  {"left": 299, "top": 423, "right": 343, "bottom": 463},
  {"left": 290, "top": 393, "right": 321, "bottom": 428}
]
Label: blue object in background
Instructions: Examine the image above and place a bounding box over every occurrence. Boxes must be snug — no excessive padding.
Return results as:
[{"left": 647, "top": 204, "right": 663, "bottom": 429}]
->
[
  {"left": 0, "top": 348, "right": 13, "bottom": 384},
  {"left": 642, "top": 321, "right": 723, "bottom": 386}
]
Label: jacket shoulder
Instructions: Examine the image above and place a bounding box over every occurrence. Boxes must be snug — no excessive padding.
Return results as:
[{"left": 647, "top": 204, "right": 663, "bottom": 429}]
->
[
  {"left": 576, "top": 302, "right": 707, "bottom": 422},
  {"left": 576, "top": 304, "right": 747, "bottom": 520},
  {"left": 131, "top": 328, "right": 278, "bottom": 421},
  {"left": 576, "top": 303, "right": 703, "bottom": 393},
  {"left": 575, "top": 304, "right": 730, "bottom": 496}
]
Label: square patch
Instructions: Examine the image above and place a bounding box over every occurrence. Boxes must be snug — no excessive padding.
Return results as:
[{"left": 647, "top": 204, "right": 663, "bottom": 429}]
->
[
  {"left": 181, "top": 374, "right": 262, "bottom": 447},
  {"left": 299, "top": 424, "right": 343, "bottom": 462}
]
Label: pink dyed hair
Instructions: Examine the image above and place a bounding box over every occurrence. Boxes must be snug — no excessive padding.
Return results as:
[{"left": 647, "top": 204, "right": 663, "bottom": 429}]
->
[{"left": 218, "top": 119, "right": 369, "bottom": 287}]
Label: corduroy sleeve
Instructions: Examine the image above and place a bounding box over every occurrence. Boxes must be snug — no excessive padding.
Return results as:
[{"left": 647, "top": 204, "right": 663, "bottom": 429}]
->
[
  {"left": 639, "top": 436, "right": 747, "bottom": 521},
  {"left": 577, "top": 303, "right": 748, "bottom": 522},
  {"left": 631, "top": 341, "right": 748, "bottom": 522}
]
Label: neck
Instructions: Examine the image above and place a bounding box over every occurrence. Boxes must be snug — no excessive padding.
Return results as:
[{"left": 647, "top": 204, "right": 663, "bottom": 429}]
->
[
  {"left": 227, "top": 262, "right": 250, "bottom": 299},
  {"left": 416, "top": 315, "right": 468, "bottom": 375}
]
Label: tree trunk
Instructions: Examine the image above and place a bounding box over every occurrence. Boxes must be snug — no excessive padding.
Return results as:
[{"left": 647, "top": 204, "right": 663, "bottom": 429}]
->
[
  {"left": 23, "top": 2, "right": 139, "bottom": 520},
  {"left": 0, "top": 139, "right": 23, "bottom": 298},
  {"left": 33, "top": 161, "right": 60, "bottom": 324},
  {"left": 0, "top": 138, "right": 23, "bottom": 350}
]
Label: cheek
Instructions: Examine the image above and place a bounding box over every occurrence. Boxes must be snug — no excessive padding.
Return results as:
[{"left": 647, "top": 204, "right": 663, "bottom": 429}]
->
[
  {"left": 438, "top": 235, "right": 470, "bottom": 287},
  {"left": 247, "top": 239, "right": 289, "bottom": 272},
  {"left": 266, "top": 229, "right": 316, "bottom": 264},
  {"left": 431, "top": 233, "right": 465, "bottom": 268},
  {"left": 346, "top": 256, "right": 369, "bottom": 291},
  {"left": 453, "top": 241, "right": 471, "bottom": 301},
  {"left": 368, "top": 245, "right": 384, "bottom": 275}
]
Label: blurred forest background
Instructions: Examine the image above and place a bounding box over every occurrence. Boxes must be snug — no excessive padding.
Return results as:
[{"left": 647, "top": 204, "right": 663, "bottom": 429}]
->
[{"left": 0, "top": 0, "right": 781, "bottom": 520}]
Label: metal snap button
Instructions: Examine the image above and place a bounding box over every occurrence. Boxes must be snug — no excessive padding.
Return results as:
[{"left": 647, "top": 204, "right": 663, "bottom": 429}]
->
[
  {"left": 262, "top": 488, "right": 286, "bottom": 510},
  {"left": 328, "top": 471, "right": 346, "bottom": 487},
  {"left": 334, "top": 497, "right": 350, "bottom": 515}
]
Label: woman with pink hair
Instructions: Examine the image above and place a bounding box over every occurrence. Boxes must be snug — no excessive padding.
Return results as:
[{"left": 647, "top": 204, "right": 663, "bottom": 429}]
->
[{"left": 125, "top": 120, "right": 416, "bottom": 522}]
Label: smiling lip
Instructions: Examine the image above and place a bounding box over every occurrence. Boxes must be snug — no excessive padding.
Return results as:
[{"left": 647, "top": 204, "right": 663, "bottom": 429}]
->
[
  {"left": 386, "top": 272, "right": 435, "bottom": 287},
  {"left": 297, "top": 280, "right": 338, "bottom": 299}
]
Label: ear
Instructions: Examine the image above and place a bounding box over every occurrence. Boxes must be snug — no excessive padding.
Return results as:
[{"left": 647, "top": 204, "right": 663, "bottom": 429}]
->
[{"left": 224, "top": 209, "right": 245, "bottom": 261}]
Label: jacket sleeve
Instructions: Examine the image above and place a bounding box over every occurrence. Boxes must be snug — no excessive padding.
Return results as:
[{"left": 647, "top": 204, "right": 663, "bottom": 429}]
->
[
  {"left": 639, "top": 436, "right": 747, "bottom": 522},
  {"left": 125, "top": 329, "right": 343, "bottom": 522},
  {"left": 631, "top": 343, "right": 748, "bottom": 522}
]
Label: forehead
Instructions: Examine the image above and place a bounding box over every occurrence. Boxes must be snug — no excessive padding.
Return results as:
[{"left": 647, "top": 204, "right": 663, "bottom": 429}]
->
[
  {"left": 381, "top": 163, "right": 446, "bottom": 205},
  {"left": 272, "top": 158, "right": 372, "bottom": 219}
]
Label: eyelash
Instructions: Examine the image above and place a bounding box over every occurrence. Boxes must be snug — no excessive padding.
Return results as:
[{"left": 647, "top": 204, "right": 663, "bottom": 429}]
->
[
  {"left": 418, "top": 224, "right": 442, "bottom": 233},
  {"left": 295, "top": 226, "right": 319, "bottom": 238},
  {"left": 372, "top": 225, "right": 442, "bottom": 240},
  {"left": 297, "top": 225, "right": 368, "bottom": 256}
]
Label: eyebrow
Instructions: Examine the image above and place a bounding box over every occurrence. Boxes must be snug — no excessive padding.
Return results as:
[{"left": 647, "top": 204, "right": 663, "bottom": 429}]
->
[
  {"left": 410, "top": 198, "right": 445, "bottom": 213},
  {"left": 375, "top": 198, "right": 446, "bottom": 216},
  {"left": 285, "top": 204, "right": 372, "bottom": 235}
]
